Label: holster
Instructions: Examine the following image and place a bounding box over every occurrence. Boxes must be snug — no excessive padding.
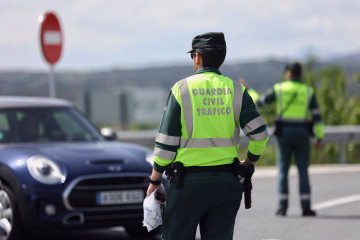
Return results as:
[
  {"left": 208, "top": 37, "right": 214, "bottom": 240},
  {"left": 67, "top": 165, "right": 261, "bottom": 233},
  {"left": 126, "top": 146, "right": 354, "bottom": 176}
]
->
[
  {"left": 244, "top": 165, "right": 254, "bottom": 209},
  {"left": 165, "top": 162, "right": 184, "bottom": 189},
  {"left": 232, "top": 158, "right": 255, "bottom": 209},
  {"left": 232, "top": 158, "right": 247, "bottom": 184}
]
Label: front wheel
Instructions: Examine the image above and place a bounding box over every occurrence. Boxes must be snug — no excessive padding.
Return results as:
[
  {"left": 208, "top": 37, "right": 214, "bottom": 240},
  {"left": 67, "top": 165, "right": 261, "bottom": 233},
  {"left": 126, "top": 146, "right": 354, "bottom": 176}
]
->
[
  {"left": 125, "top": 225, "right": 161, "bottom": 239},
  {"left": 0, "top": 185, "right": 26, "bottom": 240}
]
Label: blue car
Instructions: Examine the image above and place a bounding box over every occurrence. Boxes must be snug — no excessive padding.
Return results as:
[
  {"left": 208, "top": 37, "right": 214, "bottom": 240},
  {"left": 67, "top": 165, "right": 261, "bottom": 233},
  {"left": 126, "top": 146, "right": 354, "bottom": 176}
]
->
[{"left": 0, "top": 96, "right": 165, "bottom": 240}]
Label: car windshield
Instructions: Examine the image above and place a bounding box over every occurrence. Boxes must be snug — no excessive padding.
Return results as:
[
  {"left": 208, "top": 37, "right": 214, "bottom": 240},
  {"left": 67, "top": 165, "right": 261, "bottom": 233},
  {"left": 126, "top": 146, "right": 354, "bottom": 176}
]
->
[{"left": 0, "top": 107, "right": 104, "bottom": 143}]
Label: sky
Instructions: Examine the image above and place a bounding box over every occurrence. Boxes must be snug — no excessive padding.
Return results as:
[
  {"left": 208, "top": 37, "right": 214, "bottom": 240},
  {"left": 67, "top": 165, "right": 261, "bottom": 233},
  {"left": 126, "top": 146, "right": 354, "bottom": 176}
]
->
[{"left": 0, "top": 0, "right": 360, "bottom": 71}]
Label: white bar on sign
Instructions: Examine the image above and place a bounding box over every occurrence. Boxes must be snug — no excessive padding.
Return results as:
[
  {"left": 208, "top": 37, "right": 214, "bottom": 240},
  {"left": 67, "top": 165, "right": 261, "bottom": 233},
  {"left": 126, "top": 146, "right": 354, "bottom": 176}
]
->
[{"left": 44, "top": 31, "right": 61, "bottom": 45}]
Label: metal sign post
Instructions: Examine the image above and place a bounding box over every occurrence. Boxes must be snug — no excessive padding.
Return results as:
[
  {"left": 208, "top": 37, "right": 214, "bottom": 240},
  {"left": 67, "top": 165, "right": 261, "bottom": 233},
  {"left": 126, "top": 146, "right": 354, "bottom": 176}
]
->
[
  {"left": 49, "top": 65, "right": 55, "bottom": 98},
  {"left": 39, "top": 11, "right": 63, "bottom": 98}
]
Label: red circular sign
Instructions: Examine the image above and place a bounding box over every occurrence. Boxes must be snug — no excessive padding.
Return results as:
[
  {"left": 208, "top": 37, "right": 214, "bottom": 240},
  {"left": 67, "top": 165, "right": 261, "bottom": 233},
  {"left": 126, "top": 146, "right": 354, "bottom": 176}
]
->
[{"left": 40, "top": 12, "right": 63, "bottom": 65}]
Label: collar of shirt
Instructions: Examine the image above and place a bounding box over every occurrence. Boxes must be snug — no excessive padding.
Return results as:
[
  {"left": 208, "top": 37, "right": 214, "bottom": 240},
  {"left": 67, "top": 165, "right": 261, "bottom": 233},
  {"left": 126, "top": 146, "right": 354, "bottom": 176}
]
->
[
  {"left": 290, "top": 78, "right": 302, "bottom": 82},
  {"left": 195, "top": 67, "right": 222, "bottom": 75}
]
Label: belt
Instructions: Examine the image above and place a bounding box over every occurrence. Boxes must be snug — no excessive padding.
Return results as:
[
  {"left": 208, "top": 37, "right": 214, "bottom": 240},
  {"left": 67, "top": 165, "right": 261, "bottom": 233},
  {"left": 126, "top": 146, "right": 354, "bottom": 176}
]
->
[{"left": 184, "top": 164, "right": 233, "bottom": 174}]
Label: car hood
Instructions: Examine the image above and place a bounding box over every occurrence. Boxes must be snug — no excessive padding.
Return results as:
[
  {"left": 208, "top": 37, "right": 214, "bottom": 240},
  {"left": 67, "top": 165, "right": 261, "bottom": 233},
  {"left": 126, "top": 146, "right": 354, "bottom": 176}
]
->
[{"left": 1, "top": 141, "right": 153, "bottom": 177}]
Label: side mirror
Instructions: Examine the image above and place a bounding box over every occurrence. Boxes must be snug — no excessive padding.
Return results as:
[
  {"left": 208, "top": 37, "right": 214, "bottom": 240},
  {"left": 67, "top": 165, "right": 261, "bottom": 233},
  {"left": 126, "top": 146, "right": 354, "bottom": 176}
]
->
[{"left": 101, "top": 127, "right": 118, "bottom": 141}]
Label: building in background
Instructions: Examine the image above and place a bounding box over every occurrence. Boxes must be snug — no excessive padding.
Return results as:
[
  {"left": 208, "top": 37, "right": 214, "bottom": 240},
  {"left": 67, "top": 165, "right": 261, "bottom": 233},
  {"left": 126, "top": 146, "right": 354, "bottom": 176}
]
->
[{"left": 78, "top": 87, "right": 167, "bottom": 130}]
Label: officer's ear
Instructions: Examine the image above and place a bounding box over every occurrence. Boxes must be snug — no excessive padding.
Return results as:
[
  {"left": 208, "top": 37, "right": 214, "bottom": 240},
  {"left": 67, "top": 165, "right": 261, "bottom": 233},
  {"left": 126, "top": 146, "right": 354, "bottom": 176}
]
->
[{"left": 194, "top": 53, "right": 202, "bottom": 65}]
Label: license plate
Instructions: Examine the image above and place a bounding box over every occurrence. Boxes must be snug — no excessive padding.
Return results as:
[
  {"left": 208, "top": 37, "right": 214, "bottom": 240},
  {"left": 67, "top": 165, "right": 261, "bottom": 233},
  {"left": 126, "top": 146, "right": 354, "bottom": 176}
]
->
[{"left": 96, "top": 190, "right": 144, "bottom": 205}]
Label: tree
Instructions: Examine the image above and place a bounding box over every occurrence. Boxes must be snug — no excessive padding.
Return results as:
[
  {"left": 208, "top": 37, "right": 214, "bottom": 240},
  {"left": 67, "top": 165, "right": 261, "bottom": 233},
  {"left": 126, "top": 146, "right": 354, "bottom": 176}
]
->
[{"left": 305, "top": 65, "right": 360, "bottom": 163}]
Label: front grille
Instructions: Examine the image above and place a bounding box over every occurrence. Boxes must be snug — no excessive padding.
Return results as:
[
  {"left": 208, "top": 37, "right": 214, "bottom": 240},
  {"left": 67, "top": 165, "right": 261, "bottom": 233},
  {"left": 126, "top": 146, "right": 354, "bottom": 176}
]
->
[
  {"left": 65, "top": 176, "right": 149, "bottom": 209},
  {"left": 74, "top": 177, "right": 146, "bottom": 190}
]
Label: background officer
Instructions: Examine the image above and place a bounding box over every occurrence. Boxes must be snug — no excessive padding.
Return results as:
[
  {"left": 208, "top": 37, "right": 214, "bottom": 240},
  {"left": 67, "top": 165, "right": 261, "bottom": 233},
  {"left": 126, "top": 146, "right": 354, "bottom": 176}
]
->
[
  {"left": 257, "top": 62, "right": 324, "bottom": 217},
  {"left": 238, "top": 78, "right": 259, "bottom": 102},
  {"left": 147, "top": 32, "right": 269, "bottom": 240}
]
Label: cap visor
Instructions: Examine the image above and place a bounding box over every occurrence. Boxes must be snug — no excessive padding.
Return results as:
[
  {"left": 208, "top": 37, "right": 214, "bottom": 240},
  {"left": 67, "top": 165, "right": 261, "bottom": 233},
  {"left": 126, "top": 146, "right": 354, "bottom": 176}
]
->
[{"left": 187, "top": 49, "right": 195, "bottom": 53}]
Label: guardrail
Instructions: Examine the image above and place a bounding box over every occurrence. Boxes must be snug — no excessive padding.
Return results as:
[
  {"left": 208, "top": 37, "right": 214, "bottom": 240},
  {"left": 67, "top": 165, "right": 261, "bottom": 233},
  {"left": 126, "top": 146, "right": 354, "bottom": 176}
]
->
[{"left": 117, "top": 126, "right": 360, "bottom": 164}]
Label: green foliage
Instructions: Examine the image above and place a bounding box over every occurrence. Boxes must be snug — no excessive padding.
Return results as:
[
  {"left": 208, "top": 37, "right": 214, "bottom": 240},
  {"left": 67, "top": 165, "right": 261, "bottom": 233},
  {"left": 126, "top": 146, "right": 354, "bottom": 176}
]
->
[
  {"left": 257, "top": 104, "right": 276, "bottom": 126},
  {"left": 355, "top": 74, "right": 360, "bottom": 85},
  {"left": 239, "top": 145, "right": 277, "bottom": 166},
  {"left": 313, "top": 67, "right": 348, "bottom": 125},
  {"left": 306, "top": 65, "right": 360, "bottom": 164},
  {"left": 304, "top": 66, "right": 360, "bottom": 126}
]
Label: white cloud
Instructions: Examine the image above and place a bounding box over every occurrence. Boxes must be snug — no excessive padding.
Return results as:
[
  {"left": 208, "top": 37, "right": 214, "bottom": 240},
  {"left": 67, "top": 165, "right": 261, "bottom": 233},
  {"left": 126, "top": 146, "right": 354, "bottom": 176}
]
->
[{"left": 0, "top": 0, "right": 359, "bottom": 70}]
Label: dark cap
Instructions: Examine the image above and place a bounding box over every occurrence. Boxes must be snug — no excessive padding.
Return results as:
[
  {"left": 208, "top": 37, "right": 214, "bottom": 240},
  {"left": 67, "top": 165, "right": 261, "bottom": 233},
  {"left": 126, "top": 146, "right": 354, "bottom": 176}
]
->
[{"left": 187, "top": 32, "right": 226, "bottom": 53}]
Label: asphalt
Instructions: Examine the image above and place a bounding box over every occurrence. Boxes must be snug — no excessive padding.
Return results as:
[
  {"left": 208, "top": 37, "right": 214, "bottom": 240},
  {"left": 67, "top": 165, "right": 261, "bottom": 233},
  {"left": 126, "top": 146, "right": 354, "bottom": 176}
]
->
[
  {"left": 35, "top": 164, "right": 360, "bottom": 240},
  {"left": 231, "top": 164, "right": 360, "bottom": 240}
]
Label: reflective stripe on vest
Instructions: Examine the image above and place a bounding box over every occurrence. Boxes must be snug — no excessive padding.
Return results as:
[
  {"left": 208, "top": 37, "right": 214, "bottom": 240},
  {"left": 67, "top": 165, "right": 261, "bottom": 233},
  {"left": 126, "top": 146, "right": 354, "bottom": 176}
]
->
[
  {"left": 305, "top": 86, "right": 311, "bottom": 119},
  {"left": 178, "top": 78, "right": 242, "bottom": 149},
  {"left": 311, "top": 108, "right": 320, "bottom": 115}
]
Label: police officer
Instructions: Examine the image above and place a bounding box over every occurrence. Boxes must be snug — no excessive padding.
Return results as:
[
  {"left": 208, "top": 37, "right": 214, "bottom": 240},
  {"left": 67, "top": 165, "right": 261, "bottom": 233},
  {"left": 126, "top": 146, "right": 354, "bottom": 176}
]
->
[
  {"left": 147, "top": 32, "right": 269, "bottom": 240},
  {"left": 257, "top": 62, "right": 324, "bottom": 217}
]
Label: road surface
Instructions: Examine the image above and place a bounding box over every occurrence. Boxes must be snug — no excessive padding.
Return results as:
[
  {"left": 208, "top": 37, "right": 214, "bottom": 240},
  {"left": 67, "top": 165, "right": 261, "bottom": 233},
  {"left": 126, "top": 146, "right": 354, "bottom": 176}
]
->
[{"left": 34, "top": 164, "right": 360, "bottom": 240}]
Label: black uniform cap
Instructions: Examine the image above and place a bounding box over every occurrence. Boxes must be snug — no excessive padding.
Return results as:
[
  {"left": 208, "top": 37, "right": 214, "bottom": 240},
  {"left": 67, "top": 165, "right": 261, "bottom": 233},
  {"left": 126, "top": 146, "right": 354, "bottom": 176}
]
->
[{"left": 187, "top": 32, "right": 226, "bottom": 53}]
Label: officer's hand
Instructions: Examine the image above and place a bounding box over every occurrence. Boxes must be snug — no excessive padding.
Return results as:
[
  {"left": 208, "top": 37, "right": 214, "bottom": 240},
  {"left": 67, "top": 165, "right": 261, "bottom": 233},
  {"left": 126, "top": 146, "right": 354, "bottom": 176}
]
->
[
  {"left": 146, "top": 185, "right": 166, "bottom": 204},
  {"left": 146, "top": 183, "right": 158, "bottom": 196},
  {"left": 240, "top": 157, "right": 256, "bottom": 168},
  {"left": 238, "top": 78, "right": 249, "bottom": 89},
  {"left": 315, "top": 139, "right": 323, "bottom": 150}
]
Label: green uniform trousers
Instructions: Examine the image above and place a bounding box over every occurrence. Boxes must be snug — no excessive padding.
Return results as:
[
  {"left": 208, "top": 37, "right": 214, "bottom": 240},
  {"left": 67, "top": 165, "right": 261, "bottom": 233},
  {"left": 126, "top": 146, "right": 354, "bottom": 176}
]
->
[
  {"left": 161, "top": 171, "right": 243, "bottom": 240},
  {"left": 276, "top": 125, "right": 311, "bottom": 210}
]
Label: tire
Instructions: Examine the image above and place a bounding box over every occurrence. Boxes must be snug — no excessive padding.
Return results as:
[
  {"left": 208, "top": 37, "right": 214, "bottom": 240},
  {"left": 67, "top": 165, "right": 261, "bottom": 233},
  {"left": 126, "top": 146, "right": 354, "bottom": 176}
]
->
[
  {"left": 0, "top": 185, "right": 26, "bottom": 240},
  {"left": 125, "top": 225, "right": 160, "bottom": 239}
]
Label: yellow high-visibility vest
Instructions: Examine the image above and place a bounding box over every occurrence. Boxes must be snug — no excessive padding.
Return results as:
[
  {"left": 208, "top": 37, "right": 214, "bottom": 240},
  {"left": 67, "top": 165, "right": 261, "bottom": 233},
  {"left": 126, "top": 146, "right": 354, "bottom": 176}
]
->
[
  {"left": 170, "top": 72, "right": 245, "bottom": 166},
  {"left": 274, "top": 81, "right": 313, "bottom": 122},
  {"left": 248, "top": 89, "right": 259, "bottom": 103}
]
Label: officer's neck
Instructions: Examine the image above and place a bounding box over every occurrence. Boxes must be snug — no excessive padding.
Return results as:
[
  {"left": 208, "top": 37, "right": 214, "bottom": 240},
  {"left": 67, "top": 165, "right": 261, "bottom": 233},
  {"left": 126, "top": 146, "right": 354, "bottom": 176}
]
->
[
  {"left": 194, "top": 65, "right": 202, "bottom": 72},
  {"left": 193, "top": 56, "right": 203, "bottom": 72}
]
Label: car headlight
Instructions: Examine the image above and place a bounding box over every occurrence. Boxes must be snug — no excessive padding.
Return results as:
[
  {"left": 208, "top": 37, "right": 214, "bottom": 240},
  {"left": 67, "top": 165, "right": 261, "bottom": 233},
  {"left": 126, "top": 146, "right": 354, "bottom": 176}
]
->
[
  {"left": 27, "top": 155, "right": 65, "bottom": 184},
  {"left": 146, "top": 153, "right": 154, "bottom": 166}
]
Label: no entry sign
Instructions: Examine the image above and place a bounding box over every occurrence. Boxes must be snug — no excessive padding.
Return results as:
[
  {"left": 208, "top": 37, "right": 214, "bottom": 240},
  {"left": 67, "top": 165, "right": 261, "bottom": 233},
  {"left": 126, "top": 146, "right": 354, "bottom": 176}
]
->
[{"left": 40, "top": 12, "right": 63, "bottom": 65}]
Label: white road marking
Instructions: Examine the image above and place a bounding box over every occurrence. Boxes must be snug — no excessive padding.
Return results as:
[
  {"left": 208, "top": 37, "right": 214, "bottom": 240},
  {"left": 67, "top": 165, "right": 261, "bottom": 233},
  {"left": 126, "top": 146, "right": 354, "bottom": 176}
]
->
[
  {"left": 313, "top": 194, "right": 360, "bottom": 210},
  {"left": 254, "top": 165, "right": 360, "bottom": 179}
]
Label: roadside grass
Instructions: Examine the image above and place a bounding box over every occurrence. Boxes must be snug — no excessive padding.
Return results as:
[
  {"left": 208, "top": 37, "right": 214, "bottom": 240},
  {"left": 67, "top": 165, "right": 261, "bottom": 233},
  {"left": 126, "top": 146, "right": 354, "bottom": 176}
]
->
[{"left": 239, "top": 143, "right": 360, "bottom": 166}]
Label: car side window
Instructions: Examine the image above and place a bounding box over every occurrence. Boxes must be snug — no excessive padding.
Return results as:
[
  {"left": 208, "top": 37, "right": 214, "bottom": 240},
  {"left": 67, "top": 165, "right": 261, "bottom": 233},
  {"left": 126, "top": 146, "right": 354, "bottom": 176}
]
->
[{"left": 0, "top": 112, "right": 10, "bottom": 143}]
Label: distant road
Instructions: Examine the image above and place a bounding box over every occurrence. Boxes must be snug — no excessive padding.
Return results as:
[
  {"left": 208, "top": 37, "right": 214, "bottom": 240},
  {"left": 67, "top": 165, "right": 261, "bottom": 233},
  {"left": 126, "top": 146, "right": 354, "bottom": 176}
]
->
[
  {"left": 34, "top": 164, "right": 360, "bottom": 240},
  {"left": 230, "top": 164, "right": 360, "bottom": 240}
]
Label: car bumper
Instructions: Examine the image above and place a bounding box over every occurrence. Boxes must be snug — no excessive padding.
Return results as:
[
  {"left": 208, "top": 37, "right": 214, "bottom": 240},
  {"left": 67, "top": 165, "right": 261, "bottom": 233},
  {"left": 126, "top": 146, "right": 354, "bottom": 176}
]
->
[{"left": 18, "top": 173, "right": 166, "bottom": 231}]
